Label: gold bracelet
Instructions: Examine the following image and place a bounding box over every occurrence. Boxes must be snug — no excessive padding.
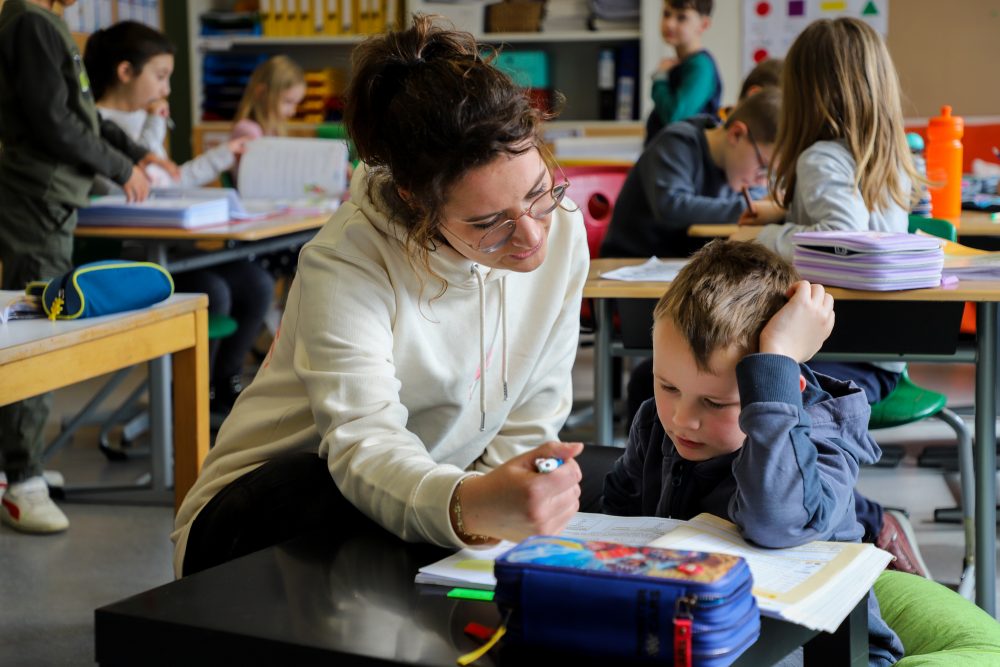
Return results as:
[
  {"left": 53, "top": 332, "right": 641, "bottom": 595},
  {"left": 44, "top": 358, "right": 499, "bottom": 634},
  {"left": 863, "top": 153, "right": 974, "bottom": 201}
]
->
[{"left": 451, "top": 477, "right": 493, "bottom": 545}]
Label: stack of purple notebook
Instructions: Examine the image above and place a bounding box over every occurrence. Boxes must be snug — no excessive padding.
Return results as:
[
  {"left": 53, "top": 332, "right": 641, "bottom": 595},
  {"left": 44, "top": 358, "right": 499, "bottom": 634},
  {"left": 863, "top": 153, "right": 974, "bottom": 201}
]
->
[{"left": 792, "top": 231, "right": 944, "bottom": 290}]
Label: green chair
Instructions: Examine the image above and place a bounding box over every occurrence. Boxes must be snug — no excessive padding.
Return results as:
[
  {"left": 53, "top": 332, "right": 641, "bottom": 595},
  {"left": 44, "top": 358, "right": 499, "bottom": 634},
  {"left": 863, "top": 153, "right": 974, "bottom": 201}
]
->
[
  {"left": 874, "top": 570, "right": 1000, "bottom": 665},
  {"left": 866, "top": 216, "right": 974, "bottom": 597}
]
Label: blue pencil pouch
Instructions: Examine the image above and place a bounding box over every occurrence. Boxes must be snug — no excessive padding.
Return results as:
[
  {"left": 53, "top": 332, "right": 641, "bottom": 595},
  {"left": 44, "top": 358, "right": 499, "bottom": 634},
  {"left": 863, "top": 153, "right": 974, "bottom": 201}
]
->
[
  {"left": 494, "top": 536, "right": 760, "bottom": 666},
  {"left": 26, "top": 260, "right": 174, "bottom": 320}
]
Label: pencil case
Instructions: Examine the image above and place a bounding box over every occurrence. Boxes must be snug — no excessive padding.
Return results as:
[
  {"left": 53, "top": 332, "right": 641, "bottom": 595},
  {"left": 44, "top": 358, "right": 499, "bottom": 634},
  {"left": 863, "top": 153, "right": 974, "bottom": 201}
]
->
[
  {"left": 494, "top": 536, "right": 759, "bottom": 666},
  {"left": 26, "top": 260, "right": 174, "bottom": 320}
]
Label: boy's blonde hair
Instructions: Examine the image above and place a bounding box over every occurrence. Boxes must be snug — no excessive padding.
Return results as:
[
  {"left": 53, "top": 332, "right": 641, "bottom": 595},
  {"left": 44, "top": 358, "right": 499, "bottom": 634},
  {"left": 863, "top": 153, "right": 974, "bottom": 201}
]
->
[
  {"left": 653, "top": 240, "right": 798, "bottom": 371},
  {"left": 770, "top": 18, "right": 919, "bottom": 214},
  {"left": 234, "top": 55, "right": 305, "bottom": 135}
]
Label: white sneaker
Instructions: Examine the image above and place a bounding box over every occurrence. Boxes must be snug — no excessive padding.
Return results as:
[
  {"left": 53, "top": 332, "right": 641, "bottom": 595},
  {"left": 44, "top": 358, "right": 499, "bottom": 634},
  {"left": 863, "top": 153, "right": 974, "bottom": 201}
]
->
[{"left": 1, "top": 475, "right": 69, "bottom": 534}]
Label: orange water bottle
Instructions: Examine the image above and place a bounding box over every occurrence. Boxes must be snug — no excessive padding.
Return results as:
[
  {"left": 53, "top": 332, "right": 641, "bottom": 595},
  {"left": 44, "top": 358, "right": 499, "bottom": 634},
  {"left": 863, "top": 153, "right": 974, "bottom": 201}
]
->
[{"left": 925, "top": 105, "right": 964, "bottom": 221}]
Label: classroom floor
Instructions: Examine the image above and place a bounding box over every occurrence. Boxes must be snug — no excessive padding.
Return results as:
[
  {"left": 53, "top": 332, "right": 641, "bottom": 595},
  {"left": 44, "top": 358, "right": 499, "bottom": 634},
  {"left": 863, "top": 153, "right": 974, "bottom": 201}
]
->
[{"left": 2, "top": 353, "right": 999, "bottom": 665}]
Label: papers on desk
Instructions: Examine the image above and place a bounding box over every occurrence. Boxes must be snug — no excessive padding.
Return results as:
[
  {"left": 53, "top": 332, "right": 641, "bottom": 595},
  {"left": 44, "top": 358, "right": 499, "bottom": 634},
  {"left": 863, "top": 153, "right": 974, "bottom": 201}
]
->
[
  {"left": 0, "top": 290, "right": 42, "bottom": 324},
  {"left": 599, "top": 257, "right": 688, "bottom": 282},
  {"left": 943, "top": 253, "right": 1000, "bottom": 280},
  {"left": 237, "top": 137, "right": 349, "bottom": 203},
  {"left": 77, "top": 195, "right": 231, "bottom": 229},
  {"left": 416, "top": 512, "right": 891, "bottom": 633}
]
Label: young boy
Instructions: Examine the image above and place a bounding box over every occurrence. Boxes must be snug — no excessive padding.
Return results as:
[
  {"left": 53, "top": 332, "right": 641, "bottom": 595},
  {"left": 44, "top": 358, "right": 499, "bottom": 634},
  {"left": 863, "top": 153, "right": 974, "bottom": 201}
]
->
[
  {"left": 0, "top": 0, "right": 175, "bottom": 534},
  {"left": 719, "top": 57, "right": 783, "bottom": 123},
  {"left": 601, "top": 86, "right": 782, "bottom": 260},
  {"left": 602, "top": 240, "right": 904, "bottom": 667},
  {"left": 645, "top": 0, "right": 722, "bottom": 143}
]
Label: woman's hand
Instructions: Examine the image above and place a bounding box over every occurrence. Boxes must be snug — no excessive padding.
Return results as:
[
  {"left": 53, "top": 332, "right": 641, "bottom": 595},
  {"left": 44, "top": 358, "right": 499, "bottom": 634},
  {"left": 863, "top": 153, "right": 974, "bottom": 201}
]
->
[
  {"left": 453, "top": 441, "right": 584, "bottom": 543},
  {"left": 738, "top": 199, "right": 785, "bottom": 226},
  {"left": 122, "top": 165, "right": 151, "bottom": 202},
  {"left": 139, "top": 152, "right": 181, "bottom": 181},
  {"left": 759, "top": 281, "right": 835, "bottom": 362}
]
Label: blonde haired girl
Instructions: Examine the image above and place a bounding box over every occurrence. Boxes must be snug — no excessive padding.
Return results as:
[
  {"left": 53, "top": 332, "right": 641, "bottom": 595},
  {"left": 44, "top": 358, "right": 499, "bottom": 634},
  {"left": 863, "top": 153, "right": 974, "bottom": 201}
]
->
[
  {"left": 738, "top": 17, "right": 919, "bottom": 255},
  {"left": 232, "top": 55, "right": 306, "bottom": 139}
]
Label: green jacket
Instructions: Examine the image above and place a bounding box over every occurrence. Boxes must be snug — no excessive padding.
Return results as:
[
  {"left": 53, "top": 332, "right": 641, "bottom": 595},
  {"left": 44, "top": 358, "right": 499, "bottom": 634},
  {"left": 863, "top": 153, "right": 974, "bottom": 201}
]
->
[{"left": 0, "top": 0, "right": 147, "bottom": 207}]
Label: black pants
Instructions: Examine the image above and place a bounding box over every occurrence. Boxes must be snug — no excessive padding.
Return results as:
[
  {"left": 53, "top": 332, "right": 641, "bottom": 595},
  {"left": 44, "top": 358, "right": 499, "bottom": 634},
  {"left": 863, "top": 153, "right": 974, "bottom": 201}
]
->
[
  {"left": 182, "top": 445, "right": 622, "bottom": 577},
  {"left": 173, "top": 260, "right": 275, "bottom": 384},
  {"left": 0, "top": 186, "right": 76, "bottom": 482}
]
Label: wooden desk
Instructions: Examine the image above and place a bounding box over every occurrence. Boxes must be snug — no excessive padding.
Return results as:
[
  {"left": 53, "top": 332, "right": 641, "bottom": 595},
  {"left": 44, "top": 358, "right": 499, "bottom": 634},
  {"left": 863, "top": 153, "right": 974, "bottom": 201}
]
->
[
  {"left": 687, "top": 211, "right": 1000, "bottom": 240},
  {"left": 587, "top": 257, "right": 999, "bottom": 616},
  {"left": 75, "top": 211, "right": 332, "bottom": 274},
  {"left": 94, "top": 523, "right": 868, "bottom": 666},
  {"left": 0, "top": 294, "right": 209, "bottom": 511}
]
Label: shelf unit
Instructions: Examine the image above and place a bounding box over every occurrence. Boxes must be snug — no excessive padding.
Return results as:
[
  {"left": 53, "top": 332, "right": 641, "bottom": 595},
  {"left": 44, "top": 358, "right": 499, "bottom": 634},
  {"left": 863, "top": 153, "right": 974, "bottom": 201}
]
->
[{"left": 186, "top": 1, "right": 656, "bottom": 137}]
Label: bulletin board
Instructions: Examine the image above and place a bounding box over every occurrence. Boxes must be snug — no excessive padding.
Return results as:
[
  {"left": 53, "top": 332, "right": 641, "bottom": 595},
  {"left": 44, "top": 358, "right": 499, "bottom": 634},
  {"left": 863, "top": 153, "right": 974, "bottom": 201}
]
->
[{"left": 741, "top": 0, "right": 1000, "bottom": 118}]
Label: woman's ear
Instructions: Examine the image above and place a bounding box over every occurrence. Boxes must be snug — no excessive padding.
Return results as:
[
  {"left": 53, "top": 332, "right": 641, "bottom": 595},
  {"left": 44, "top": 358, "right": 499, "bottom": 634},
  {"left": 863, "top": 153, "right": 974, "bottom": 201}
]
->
[{"left": 116, "top": 60, "right": 133, "bottom": 85}]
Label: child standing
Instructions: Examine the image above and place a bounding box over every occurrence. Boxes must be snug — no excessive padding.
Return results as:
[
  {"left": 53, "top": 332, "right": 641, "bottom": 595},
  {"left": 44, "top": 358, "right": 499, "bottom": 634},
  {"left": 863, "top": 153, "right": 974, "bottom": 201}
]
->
[
  {"left": 602, "top": 240, "right": 904, "bottom": 667},
  {"left": 735, "top": 17, "right": 928, "bottom": 576},
  {"left": 0, "top": 0, "right": 177, "bottom": 533},
  {"left": 645, "top": 0, "right": 722, "bottom": 143},
  {"left": 83, "top": 20, "right": 276, "bottom": 414}
]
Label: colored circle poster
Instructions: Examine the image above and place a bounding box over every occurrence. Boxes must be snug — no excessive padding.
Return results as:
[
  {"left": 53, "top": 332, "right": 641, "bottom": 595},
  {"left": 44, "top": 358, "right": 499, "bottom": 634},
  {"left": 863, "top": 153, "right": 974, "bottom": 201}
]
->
[{"left": 742, "top": 0, "right": 888, "bottom": 74}]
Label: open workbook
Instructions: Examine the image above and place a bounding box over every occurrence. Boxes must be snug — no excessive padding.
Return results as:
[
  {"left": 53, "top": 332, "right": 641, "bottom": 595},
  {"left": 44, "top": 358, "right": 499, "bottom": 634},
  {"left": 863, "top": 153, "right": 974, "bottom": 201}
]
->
[{"left": 415, "top": 512, "right": 892, "bottom": 633}]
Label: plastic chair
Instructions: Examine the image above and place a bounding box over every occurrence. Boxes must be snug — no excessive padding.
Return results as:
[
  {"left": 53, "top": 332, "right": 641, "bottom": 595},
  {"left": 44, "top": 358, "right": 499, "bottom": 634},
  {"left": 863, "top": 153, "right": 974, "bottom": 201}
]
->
[
  {"left": 866, "top": 216, "right": 974, "bottom": 597},
  {"left": 561, "top": 165, "right": 630, "bottom": 329},
  {"left": 562, "top": 165, "right": 629, "bottom": 433}
]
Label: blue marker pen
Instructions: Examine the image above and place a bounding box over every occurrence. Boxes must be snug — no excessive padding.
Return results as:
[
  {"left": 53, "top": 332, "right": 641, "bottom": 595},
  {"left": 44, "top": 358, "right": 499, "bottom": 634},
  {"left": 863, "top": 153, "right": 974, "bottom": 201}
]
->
[{"left": 534, "top": 457, "right": 563, "bottom": 473}]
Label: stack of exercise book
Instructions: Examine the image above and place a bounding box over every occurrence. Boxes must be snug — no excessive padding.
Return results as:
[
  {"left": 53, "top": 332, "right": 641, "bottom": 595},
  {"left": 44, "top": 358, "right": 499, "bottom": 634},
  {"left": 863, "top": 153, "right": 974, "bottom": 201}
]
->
[{"left": 792, "top": 231, "right": 944, "bottom": 291}]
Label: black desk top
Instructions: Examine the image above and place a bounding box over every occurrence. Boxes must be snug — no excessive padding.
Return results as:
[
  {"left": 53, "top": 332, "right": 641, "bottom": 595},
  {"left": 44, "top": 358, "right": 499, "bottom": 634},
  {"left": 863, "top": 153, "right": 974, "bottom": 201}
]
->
[{"left": 95, "top": 524, "right": 865, "bottom": 666}]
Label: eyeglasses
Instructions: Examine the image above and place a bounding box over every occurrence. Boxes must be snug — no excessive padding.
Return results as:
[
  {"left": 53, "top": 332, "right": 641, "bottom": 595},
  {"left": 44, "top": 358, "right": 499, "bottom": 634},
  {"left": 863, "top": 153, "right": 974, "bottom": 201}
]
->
[
  {"left": 746, "top": 127, "right": 768, "bottom": 178},
  {"left": 452, "top": 179, "right": 570, "bottom": 254}
]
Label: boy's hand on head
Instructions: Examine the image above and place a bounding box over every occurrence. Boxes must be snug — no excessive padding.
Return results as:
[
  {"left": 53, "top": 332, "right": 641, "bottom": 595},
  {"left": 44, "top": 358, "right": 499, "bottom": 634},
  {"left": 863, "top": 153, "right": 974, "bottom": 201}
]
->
[
  {"left": 759, "top": 281, "right": 835, "bottom": 362},
  {"left": 453, "top": 441, "right": 584, "bottom": 544},
  {"left": 139, "top": 153, "right": 180, "bottom": 180},
  {"left": 123, "top": 166, "right": 151, "bottom": 203},
  {"left": 738, "top": 200, "right": 785, "bottom": 226}
]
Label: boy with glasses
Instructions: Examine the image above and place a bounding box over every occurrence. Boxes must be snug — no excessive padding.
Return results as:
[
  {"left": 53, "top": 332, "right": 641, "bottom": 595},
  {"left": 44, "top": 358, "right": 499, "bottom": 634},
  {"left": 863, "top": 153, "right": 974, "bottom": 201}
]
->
[{"left": 602, "top": 87, "right": 781, "bottom": 260}]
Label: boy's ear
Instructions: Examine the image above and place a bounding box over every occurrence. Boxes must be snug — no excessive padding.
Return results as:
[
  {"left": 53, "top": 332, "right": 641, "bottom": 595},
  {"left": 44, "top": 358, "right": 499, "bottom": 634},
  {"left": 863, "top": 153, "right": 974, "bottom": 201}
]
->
[
  {"left": 726, "top": 120, "right": 748, "bottom": 145},
  {"left": 799, "top": 375, "right": 807, "bottom": 393},
  {"left": 116, "top": 61, "right": 133, "bottom": 84},
  {"left": 699, "top": 15, "right": 712, "bottom": 33}
]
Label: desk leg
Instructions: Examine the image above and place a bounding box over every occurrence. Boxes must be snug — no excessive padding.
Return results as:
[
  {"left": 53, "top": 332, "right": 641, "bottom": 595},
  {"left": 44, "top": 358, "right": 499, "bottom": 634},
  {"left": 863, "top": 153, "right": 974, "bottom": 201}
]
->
[
  {"left": 172, "top": 308, "right": 209, "bottom": 512},
  {"left": 802, "top": 597, "right": 868, "bottom": 666},
  {"left": 594, "top": 299, "right": 613, "bottom": 446},
  {"left": 148, "top": 357, "right": 172, "bottom": 493},
  {"left": 975, "top": 302, "right": 997, "bottom": 617}
]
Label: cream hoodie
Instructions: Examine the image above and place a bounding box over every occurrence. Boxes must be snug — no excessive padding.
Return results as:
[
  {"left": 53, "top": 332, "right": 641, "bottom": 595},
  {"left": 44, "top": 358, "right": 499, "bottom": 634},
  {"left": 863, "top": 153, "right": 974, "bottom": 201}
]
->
[{"left": 172, "top": 167, "right": 589, "bottom": 576}]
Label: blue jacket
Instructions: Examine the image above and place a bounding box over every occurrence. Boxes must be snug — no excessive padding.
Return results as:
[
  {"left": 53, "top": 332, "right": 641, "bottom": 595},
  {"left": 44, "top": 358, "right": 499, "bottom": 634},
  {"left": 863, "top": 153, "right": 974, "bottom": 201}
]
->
[{"left": 602, "top": 353, "right": 903, "bottom": 666}]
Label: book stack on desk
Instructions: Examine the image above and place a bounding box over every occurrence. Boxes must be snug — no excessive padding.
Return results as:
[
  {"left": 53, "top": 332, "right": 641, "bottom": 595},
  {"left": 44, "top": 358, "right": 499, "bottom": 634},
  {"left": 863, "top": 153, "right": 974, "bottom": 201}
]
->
[
  {"left": 78, "top": 196, "right": 231, "bottom": 229},
  {"left": 792, "top": 231, "right": 944, "bottom": 290}
]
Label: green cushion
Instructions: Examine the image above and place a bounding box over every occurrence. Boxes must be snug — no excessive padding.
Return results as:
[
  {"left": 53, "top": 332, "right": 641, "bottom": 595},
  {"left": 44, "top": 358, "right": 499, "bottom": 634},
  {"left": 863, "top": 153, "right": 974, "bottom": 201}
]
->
[
  {"left": 874, "top": 570, "right": 1000, "bottom": 665},
  {"left": 207, "top": 313, "right": 238, "bottom": 340}
]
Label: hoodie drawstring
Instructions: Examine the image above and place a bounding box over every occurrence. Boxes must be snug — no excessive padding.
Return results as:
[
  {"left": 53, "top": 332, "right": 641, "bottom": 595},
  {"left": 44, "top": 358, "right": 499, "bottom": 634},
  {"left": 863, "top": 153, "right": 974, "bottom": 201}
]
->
[
  {"left": 472, "top": 265, "right": 487, "bottom": 431},
  {"left": 471, "top": 266, "right": 509, "bottom": 432},
  {"left": 500, "top": 277, "right": 508, "bottom": 402}
]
